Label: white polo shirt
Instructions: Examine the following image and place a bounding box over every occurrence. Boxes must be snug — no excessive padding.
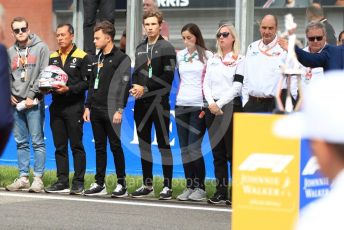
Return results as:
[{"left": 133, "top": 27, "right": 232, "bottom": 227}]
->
[
  {"left": 176, "top": 48, "right": 213, "bottom": 107},
  {"left": 203, "top": 52, "right": 245, "bottom": 109},
  {"left": 243, "top": 36, "right": 287, "bottom": 105}
]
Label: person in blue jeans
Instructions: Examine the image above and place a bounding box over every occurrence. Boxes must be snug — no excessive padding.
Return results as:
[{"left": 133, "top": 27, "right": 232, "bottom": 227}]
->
[
  {"left": 6, "top": 17, "right": 50, "bottom": 193},
  {"left": 175, "top": 23, "right": 213, "bottom": 201}
]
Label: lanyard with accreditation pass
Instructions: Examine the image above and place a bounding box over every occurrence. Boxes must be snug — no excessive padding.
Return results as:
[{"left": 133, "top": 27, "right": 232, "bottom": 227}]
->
[
  {"left": 146, "top": 42, "right": 155, "bottom": 78},
  {"left": 94, "top": 53, "right": 104, "bottom": 89},
  {"left": 15, "top": 46, "right": 29, "bottom": 82}
]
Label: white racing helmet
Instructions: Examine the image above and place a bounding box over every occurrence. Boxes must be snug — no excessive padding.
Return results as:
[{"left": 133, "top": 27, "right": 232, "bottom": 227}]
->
[{"left": 39, "top": 65, "right": 68, "bottom": 89}]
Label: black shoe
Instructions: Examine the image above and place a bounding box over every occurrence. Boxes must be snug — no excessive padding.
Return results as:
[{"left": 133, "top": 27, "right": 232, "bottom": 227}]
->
[
  {"left": 111, "top": 184, "right": 128, "bottom": 198},
  {"left": 131, "top": 185, "right": 154, "bottom": 198},
  {"left": 70, "top": 184, "right": 84, "bottom": 195},
  {"left": 207, "top": 192, "right": 228, "bottom": 204},
  {"left": 44, "top": 182, "right": 70, "bottom": 193},
  {"left": 84, "top": 183, "right": 107, "bottom": 196},
  {"left": 159, "top": 187, "right": 172, "bottom": 200}
]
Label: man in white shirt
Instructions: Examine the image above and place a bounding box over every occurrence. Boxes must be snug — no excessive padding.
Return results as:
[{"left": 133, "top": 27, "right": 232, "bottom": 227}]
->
[
  {"left": 274, "top": 71, "right": 344, "bottom": 230},
  {"left": 243, "top": 14, "right": 291, "bottom": 113}
]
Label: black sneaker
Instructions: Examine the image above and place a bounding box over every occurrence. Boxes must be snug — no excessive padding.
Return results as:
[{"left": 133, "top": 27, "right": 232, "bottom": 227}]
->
[
  {"left": 131, "top": 185, "right": 154, "bottom": 198},
  {"left": 159, "top": 187, "right": 172, "bottom": 200},
  {"left": 226, "top": 200, "right": 232, "bottom": 206},
  {"left": 207, "top": 192, "right": 228, "bottom": 204},
  {"left": 84, "top": 183, "right": 107, "bottom": 196},
  {"left": 70, "top": 184, "right": 84, "bottom": 195},
  {"left": 111, "top": 184, "right": 128, "bottom": 198},
  {"left": 44, "top": 182, "right": 70, "bottom": 193}
]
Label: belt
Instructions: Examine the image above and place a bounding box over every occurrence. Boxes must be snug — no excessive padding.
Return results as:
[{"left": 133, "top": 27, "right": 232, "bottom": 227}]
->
[{"left": 249, "top": 95, "right": 275, "bottom": 102}]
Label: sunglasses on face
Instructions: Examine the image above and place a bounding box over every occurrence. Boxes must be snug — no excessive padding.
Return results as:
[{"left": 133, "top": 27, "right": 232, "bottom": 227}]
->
[
  {"left": 308, "top": 36, "right": 323, "bottom": 42},
  {"left": 13, "top": 27, "right": 28, "bottom": 34},
  {"left": 216, "top": 32, "right": 230, "bottom": 38}
]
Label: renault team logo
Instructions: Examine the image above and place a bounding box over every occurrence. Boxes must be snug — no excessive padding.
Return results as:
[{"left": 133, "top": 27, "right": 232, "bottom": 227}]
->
[{"left": 239, "top": 153, "right": 294, "bottom": 173}]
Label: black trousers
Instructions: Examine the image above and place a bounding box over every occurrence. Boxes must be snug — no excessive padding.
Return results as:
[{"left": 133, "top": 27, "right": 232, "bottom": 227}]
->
[
  {"left": 83, "top": 0, "right": 115, "bottom": 55},
  {"left": 175, "top": 106, "right": 206, "bottom": 190},
  {"left": 205, "top": 102, "right": 243, "bottom": 199},
  {"left": 50, "top": 102, "right": 86, "bottom": 186},
  {"left": 244, "top": 96, "right": 275, "bottom": 113},
  {"left": 0, "top": 124, "right": 12, "bottom": 156},
  {"left": 134, "top": 100, "right": 173, "bottom": 188},
  {"left": 244, "top": 89, "right": 295, "bottom": 113},
  {"left": 90, "top": 108, "right": 126, "bottom": 186}
]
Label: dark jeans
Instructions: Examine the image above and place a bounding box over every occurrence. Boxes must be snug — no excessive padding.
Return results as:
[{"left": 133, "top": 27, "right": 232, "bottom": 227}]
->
[
  {"left": 134, "top": 100, "right": 173, "bottom": 188},
  {"left": 175, "top": 106, "right": 206, "bottom": 190},
  {"left": 0, "top": 124, "right": 12, "bottom": 156},
  {"left": 83, "top": 0, "right": 115, "bottom": 55},
  {"left": 205, "top": 102, "right": 243, "bottom": 199},
  {"left": 90, "top": 108, "right": 126, "bottom": 186},
  {"left": 50, "top": 102, "right": 86, "bottom": 186}
]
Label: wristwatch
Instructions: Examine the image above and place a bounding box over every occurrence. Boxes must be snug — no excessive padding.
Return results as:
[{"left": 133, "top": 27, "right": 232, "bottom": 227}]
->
[{"left": 117, "top": 108, "right": 124, "bottom": 114}]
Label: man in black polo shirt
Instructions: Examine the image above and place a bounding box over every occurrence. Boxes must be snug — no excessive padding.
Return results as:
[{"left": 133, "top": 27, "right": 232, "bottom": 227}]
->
[
  {"left": 44, "top": 24, "right": 92, "bottom": 195},
  {"left": 83, "top": 21, "right": 131, "bottom": 197}
]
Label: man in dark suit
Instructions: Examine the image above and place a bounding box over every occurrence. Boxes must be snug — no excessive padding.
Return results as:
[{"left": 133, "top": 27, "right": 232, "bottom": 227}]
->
[
  {"left": 0, "top": 4, "right": 13, "bottom": 155},
  {"left": 294, "top": 44, "right": 344, "bottom": 71}
]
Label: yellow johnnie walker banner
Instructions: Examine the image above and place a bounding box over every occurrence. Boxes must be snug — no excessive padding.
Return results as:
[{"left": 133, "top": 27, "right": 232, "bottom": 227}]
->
[{"left": 232, "top": 113, "right": 300, "bottom": 230}]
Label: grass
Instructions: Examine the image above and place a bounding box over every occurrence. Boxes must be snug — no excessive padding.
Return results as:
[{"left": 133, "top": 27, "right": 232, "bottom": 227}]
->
[{"left": 0, "top": 166, "right": 221, "bottom": 199}]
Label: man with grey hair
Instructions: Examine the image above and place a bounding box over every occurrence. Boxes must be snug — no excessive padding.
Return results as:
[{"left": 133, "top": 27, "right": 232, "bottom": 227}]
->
[
  {"left": 306, "top": 3, "right": 336, "bottom": 45},
  {"left": 0, "top": 4, "right": 13, "bottom": 155},
  {"left": 299, "top": 21, "right": 327, "bottom": 88}
]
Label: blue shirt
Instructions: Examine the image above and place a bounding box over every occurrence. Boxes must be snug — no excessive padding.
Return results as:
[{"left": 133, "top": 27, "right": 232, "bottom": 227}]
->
[{"left": 295, "top": 44, "right": 344, "bottom": 71}]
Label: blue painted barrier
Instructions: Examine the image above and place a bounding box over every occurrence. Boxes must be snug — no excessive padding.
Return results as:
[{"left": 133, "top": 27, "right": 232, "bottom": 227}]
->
[{"left": 1, "top": 71, "right": 216, "bottom": 179}]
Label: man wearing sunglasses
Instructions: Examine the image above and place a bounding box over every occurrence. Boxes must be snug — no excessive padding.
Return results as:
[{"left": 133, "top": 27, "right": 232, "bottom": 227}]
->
[
  {"left": 6, "top": 17, "right": 50, "bottom": 192},
  {"left": 291, "top": 29, "right": 344, "bottom": 72},
  {"left": 299, "top": 22, "right": 326, "bottom": 88}
]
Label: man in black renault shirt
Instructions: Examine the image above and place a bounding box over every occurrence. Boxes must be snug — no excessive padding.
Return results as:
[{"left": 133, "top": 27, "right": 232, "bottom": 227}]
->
[
  {"left": 44, "top": 24, "right": 92, "bottom": 195},
  {"left": 83, "top": 21, "right": 131, "bottom": 197}
]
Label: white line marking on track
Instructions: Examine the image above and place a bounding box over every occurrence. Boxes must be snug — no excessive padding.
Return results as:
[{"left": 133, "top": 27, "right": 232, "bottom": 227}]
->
[{"left": 0, "top": 192, "right": 231, "bottom": 213}]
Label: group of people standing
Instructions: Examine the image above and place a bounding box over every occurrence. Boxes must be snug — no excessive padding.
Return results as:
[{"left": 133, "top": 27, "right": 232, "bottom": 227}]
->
[{"left": 3, "top": 3, "right": 343, "bottom": 207}]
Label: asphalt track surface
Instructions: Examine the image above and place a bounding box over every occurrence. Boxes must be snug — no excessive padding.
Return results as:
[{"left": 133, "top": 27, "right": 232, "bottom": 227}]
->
[{"left": 0, "top": 190, "right": 231, "bottom": 230}]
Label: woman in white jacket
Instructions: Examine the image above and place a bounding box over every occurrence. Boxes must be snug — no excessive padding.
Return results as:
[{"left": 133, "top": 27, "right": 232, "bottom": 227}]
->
[
  {"left": 175, "top": 23, "right": 213, "bottom": 201},
  {"left": 203, "top": 24, "right": 244, "bottom": 205}
]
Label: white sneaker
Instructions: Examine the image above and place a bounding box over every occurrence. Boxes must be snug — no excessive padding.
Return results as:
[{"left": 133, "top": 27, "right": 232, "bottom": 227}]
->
[
  {"left": 29, "top": 177, "right": 44, "bottom": 193},
  {"left": 84, "top": 183, "right": 107, "bottom": 196},
  {"left": 159, "top": 187, "right": 172, "bottom": 200},
  {"left": 189, "top": 188, "right": 207, "bottom": 201},
  {"left": 177, "top": 188, "right": 194, "bottom": 201},
  {"left": 111, "top": 184, "right": 128, "bottom": 198},
  {"left": 6, "top": 177, "right": 30, "bottom": 191}
]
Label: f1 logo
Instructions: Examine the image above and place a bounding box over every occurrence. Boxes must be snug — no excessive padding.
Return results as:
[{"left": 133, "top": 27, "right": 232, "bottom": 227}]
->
[
  {"left": 302, "top": 156, "right": 319, "bottom": 176},
  {"left": 239, "top": 153, "right": 294, "bottom": 173}
]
